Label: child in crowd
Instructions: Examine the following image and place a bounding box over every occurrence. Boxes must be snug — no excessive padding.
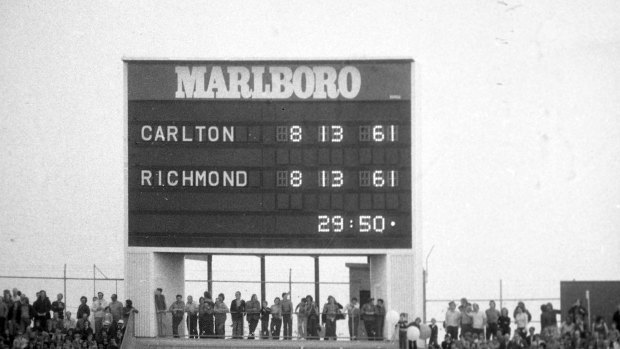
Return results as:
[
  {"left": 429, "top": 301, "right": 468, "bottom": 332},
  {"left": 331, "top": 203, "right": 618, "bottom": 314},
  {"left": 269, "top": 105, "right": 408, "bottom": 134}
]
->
[
  {"left": 394, "top": 312, "right": 416, "bottom": 349},
  {"left": 260, "top": 300, "right": 271, "bottom": 340}
]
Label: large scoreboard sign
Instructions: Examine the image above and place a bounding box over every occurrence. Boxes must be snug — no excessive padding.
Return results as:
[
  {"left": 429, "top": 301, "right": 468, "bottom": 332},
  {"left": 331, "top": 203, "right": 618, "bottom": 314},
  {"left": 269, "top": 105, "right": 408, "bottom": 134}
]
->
[{"left": 127, "top": 60, "right": 413, "bottom": 249}]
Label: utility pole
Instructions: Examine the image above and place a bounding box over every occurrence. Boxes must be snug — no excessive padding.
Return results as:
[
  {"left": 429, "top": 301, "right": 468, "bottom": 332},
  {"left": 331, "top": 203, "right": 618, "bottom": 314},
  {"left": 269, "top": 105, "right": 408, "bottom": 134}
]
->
[
  {"left": 424, "top": 245, "right": 435, "bottom": 323},
  {"left": 63, "top": 264, "right": 67, "bottom": 317}
]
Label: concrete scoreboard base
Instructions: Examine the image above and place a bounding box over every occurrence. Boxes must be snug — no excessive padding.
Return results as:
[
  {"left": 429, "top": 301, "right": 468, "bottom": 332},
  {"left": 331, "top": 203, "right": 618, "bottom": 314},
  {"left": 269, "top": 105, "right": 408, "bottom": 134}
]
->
[{"left": 125, "top": 250, "right": 422, "bottom": 338}]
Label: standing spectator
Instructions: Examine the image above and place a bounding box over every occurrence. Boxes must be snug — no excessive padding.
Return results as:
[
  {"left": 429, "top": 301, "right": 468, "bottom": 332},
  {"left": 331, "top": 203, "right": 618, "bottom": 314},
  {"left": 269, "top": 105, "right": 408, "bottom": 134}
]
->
[
  {"left": 260, "top": 300, "right": 271, "bottom": 339},
  {"left": 469, "top": 303, "right": 487, "bottom": 337},
  {"left": 322, "top": 296, "right": 340, "bottom": 341},
  {"left": 199, "top": 292, "right": 214, "bottom": 338},
  {"left": 154, "top": 288, "right": 166, "bottom": 337},
  {"left": 498, "top": 308, "right": 511, "bottom": 337},
  {"left": 108, "top": 294, "right": 123, "bottom": 328},
  {"left": 185, "top": 295, "right": 198, "bottom": 339},
  {"left": 560, "top": 314, "right": 575, "bottom": 337},
  {"left": 76, "top": 297, "right": 90, "bottom": 323},
  {"left": 213, "top": 293, "right": 229, "bottom": 339},
  {"left": 63, "top": 311, "right": 76, "bottom": 330},
  {"left": 305, "top": 295, "right": 320, "bottom": 340},
  {"left": 51, "top": 294, "right": 65, "bottom": 321},
  {"left": 514, "top": 307, "right": 528, "bottom": 339},
  {"left": 508, "top": 332, "right": 525, "bottom": 349},
  {"left": 486, "top": 301, "right": 500, "bottom": 340},
  {"left": 169, "top": 294, "right": 185, "bottom": 338},
  {"left": 460, "top": 299, "right": 473, "bottom": 337},
  {"left": 11, "top": 289, "right": 20, "bottom": 303},
  {"left": 345, "top": 297, "right": 360, "bottom": 340},
  {"left": 281, "top": 292, "right": 293, "bottom": 340},
  {"left": 33, "top": 290, "right": 52, "bottom": 331},
  {"left": 50, "top": 311, "right": 64, "bottom": 332},
  {"left": 12, "top": 329, "right": 28, "bottom": 349},
  {"left": 376, "top": 299, "right": 386, "bottom": 340},
  {"left": 608, "top": 322, "right": 620, "bottom": 343},
  {"left": 91, "top": 292, "right": 108, "bottom": 335},
  {"left": 540, "top": 303, "right": 560, "bottom": 333},
  {"left": 295, "top": 297, "right": 308, "bottom": 339},
  {"left": 270, "top": 297, "right": 282, "bottom": 340},
  {"left": 395, "top": 313, "right": 415, "bottom": 349},
  {"left": 445, "top": 301, "right": 461, "bottom": 341},
  {"left": 18, "top": 296, "right": 35, "bottom": 333},
  {"left": 77, "top": 312, "right": 90, "bottom": 331},
  {"left": 512, "top": 302, "right": 532, "bottom": 323},
  {"left": 7, "top": 296, "right": 20, "bottom": 341},
  {"left": 568, "top": 299, "right": 587, "bottom": 324},
  {"left": 441, "top": 333, "right": 454, "bottom": 349},
  {"left": 230, "top": 291, "right": 245, "bottom": 339},
  {"left": 361, "top": 298, "right": 376, "bottom": 340},
  {"left": 0, "top": 294, "right": 7, "bottom": 340},
  {"left": 121, "top": 299, "right": 138, "bottom": 324},
  {"left": 429, "top": 318, "right": 439, "bottom": 348},
  {"left": 245, "top": 294, "right": 260, "bottom": 339},
  {"left": 613, "top": 303, "right": 620, "bottom": 334},
  {"left": 592, "top": 316, "right": 608, "bottom": 338}
]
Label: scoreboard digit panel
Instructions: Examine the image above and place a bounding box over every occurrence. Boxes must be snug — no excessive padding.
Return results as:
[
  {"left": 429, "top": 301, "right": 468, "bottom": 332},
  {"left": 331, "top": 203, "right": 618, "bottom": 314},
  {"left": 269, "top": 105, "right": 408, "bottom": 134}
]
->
[{"left": 127, "top": 60, "right": 413, "bottom": 249}]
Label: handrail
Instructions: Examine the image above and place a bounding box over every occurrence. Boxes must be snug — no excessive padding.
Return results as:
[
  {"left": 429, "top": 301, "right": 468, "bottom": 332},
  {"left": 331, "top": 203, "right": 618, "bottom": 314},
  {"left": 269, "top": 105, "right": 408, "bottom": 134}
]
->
[{"left": 119, "top": 311, "right": 136, "bottom": 349}]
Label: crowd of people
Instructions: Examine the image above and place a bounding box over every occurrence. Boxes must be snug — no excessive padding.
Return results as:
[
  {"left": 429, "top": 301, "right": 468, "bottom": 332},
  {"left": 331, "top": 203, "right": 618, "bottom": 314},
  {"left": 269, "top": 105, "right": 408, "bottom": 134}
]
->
[
  {"left": 154, "top": 288, "right": 388, "bottom": 341},
  {"left": 433, "top": 298, "right": 620, "bottom": 349},
  {"left": 0, "top": 288, "right": 138, "bottom": 349}
]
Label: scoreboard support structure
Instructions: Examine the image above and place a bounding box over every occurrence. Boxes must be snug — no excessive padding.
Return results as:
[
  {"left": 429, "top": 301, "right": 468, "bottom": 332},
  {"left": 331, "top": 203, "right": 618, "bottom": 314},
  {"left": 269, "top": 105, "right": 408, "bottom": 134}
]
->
[
  {"left": 124, "top": 59, "right": 423, "bottom": 338},
  {"left": 125, "top": 250, "right": 421, "bottom": 338}
]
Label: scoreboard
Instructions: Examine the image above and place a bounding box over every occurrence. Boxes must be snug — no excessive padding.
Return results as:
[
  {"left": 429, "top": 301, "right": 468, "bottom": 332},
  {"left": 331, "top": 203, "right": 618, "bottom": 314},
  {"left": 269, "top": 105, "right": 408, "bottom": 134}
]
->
[{"left": 127, "top": 60, "right": 413, "bottom": 249}]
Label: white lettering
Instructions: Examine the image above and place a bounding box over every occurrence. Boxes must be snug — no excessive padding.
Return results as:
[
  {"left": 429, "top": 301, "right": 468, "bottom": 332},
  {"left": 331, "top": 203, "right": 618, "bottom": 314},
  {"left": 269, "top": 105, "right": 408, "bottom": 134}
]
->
[
  {"left": 223, "top": 127, "right": 234, "bottom": 142},
  {"left": 206, "top": 66, "right": 228, "bottom": 98},
  {"left": 195, "top": 171, "right": 207, "bottom": 186},
  {"left": 338, "top": 66, "right": 361, "bottom": 99},
  {"left": 154, "top": 127, "right": 165, "bottom": 141},
  {"left": 195, "top": 126, "right": 206, "bottom": 142},
  {"left": 141, "top": 125, "right": 152, "bottom": 141},
  {"left": 293, "top": 66, "right": 315, "bottom": 99},
  {"left": 208, "top": 172, "right": 219, "bottom": 186},
  {"left": 227, "top": 67, "right": 252, "bottom": 99},
  {"left": 174, "top": 65, "right": 362, "bottom": 100},
  {"left": 167, "top": 171, "right": 178, "bottom": 186},
  {"left": 313, "top": 66, "right": 338, "bottom": 99},
  {"left": 208, "top": 126, "right": 219, "bottom": 142},
  {"left": 166, "top": 126, "right": 178, "bottom": 142},
  {"left": 141, "top": 170, "right": 152, "bottom": 186},
  {"left": 182, "top": 171, "right": 193, "bottom": 186},
  {"left": 182, "top": 126, "right": 192, "bottom": 142},
  {"left": 236, "top": 171, "right": 247, "bottom": 187},
  {"left": 269, "top": 67, "right": 294, "bottom": 99},
  {"left": 175, "top": 66, "right": 207, "bottom": 98}
]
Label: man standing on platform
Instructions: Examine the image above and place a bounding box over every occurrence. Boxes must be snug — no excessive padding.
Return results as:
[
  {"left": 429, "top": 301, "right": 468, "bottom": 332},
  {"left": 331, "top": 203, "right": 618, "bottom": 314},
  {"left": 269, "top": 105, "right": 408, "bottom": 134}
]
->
[
  {"left": 185, "top": 295, "right": 199, "bottom": 339},
  {"left": 91, "top": 292, "right": 108, "bottom": 335},
  {"left": 169, "top": 295, "right": 185, "bottom": 338},
  {"left": 375, "top": 299, "right": 386, "bottom": 340},
  {"left": 154, "top": 288, "right": 167, "bottom": 337},
  {"left": 362, "top": 298, "right": 376, "bottom": 340},
  {"left": 51, "top": 294, "right": 65, "bottom": 322},
  {"left": 345, "top": 297, "right": 360, "bottom": 340},
  {"left": 281, "top": 292, "right": 293, "bottom": 340},
  {"left": 108, "top": 294, "right": 123, "bottom": 330}
]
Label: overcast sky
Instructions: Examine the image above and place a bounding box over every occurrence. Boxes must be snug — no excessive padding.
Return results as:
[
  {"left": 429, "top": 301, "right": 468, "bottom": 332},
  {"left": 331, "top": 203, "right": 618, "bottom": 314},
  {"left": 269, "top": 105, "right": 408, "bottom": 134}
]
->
[{"left": 1, "top": 0, "right": 619, "bottom": 319}]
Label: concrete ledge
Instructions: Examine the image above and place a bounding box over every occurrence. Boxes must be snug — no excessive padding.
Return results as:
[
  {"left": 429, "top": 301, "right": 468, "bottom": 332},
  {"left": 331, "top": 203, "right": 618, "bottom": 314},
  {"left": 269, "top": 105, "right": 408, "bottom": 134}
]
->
[{"left": 134, "top": 338, "right": 398, "bottom": 349}]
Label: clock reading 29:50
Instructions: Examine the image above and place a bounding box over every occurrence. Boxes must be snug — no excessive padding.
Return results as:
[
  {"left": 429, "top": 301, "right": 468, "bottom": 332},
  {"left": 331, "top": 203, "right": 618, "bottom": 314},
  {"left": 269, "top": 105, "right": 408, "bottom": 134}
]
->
[{"left": 318, "top": 215, "right": 392, "bottom": 233}]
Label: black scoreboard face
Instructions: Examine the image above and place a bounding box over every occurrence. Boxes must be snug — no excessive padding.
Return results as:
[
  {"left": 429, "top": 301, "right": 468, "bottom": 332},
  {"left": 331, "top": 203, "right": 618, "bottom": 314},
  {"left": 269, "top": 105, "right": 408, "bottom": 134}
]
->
[{"left": 127, "top": 60, "right": 413, "bottom": 249}]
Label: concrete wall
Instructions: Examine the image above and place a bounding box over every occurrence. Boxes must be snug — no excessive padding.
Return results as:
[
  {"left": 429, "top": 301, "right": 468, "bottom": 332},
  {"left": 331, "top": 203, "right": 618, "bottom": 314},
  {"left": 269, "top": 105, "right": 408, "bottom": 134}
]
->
[
  {"left": 125, "top": 251, "right": 155, "bottom": 337},
  {"left": 346, "top": 263, "right": 370, "bottom": 302},
  {"left": 370, "top": 253, "right": 420, "bottom": 340},
  {"left": 125, "top": 251, "right": 186, "bottom": 337}
]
